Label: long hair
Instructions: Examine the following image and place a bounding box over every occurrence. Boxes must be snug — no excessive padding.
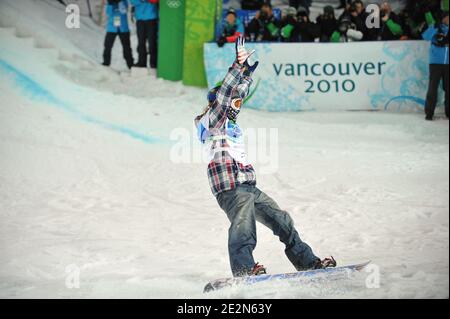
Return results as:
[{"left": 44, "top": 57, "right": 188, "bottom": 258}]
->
[{"left": 195, "top": 102, "right": 213, "bottom": 121}]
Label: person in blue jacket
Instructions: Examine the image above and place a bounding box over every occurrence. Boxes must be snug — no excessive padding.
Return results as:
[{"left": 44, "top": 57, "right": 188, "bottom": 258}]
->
[
  {"left": 217, "top": 8, "right": 245, "bottom": 47},
  {"left": 102, "top": 0, "right": 134, "bottom": 69},
  {"left": 130, "top": 0, "right": 159, "bottom": 69},
  {"left": 422, "top": 11, "right": 449, "bottom": 120}
]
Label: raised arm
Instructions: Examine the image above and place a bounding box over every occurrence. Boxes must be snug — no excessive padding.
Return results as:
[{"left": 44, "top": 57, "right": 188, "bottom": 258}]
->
[
  {"left": 208, "top": 36, "right": 257, "bottom": 128},
  {"left": 233, "top": 75, "right": 253, "bottom": 101},
  {"left": 209, "top": 63, "right": 245, "bottom": 128}
]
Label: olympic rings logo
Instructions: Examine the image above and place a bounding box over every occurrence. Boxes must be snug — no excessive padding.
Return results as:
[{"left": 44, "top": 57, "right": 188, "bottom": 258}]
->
[{"left": 167, "top": 0, "right": 181, "bottom": 9}]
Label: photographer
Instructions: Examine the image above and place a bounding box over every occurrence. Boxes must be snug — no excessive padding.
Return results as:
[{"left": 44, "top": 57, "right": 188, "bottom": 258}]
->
[
  {"left": 280, "top": 7, "right": 299, "bottom": 42},
  {"left": 377, "top": 2, "right": 404, "bottom": 40},
  {"left": 351, "top": 0, "right": 378, "bottom": 40},
  {"left": 102, "top": 0, "right": 134, "bottom": 69},
  {"left": 296, "top": 6, "right": 320, "bottom": 42},
  {"left": 337, "top": 0, "right": 351, "bottom": 10},
  {"left": 330, "top": 15, "right": 364, "bottom": 42},
  {"left": 247, "top": 3, "right": 281, "bottom": 42},
  {"left": 422, "top": 11, "right": 449, "bottom": 120},
  {"left": 399, "top": 0, "right": 443, "bottom": 39},
  {"left": 217, "top": 9, "right": 245, "bottom": 47},
  {"left": 316, "top": 5, "right": 339, "bottom": 42}
]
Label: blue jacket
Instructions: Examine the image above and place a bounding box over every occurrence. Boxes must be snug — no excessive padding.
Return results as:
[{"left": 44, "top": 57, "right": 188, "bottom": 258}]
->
[
  {"left": 130, "top": 0, "right": 158, "bottom": 21},
  {"left": 422, "top": 24, "right": 449, "bottom": 65},
  {"left": 106, "top": 0, "right": 130, "bottom": 33},
  {"left": 221, "top": 18, "right": 245, "bottom": 37}
]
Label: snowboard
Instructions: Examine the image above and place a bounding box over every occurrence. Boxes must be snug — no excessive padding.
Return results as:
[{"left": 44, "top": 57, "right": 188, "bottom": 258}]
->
[{"left": 203, "top": 261, "right": 371, "bottom": 293}]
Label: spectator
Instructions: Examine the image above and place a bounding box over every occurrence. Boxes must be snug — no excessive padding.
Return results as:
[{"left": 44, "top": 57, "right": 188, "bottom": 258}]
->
[
  {"left": 339, "top": 1, "right": 368, "bottom": 38},
  {"left": 217, "top": 8, "right": 245, "bottom": 47},
  {"left": 352, "top": 0, "right": 379, "bottom": 40},
  {"left": 280, "top": 7, "right": 298, "bottom": 42},
  {"left": 377, "top": 2, "right": 404, "bottom": 40},
  {"left": 296, "top": 6, "right": 320, "bottom": 42},
  {"left": 102, "top": 0, "right": 134, "bottom": 69},
  {"left": 247, "top": 3, "right": 281, "bottom": 42},
  {"left": 316, "top": 5, "right": 339, "bottom": 42},
  {"left": 331, "top": 15, "right": 364, "bottom": 42},
  {"left": 422, "top": 11, "right": 449, "bottom": 120},
  {"left": 337, "top": 0, "right": 351, "bottom": 10},
  {"left": 288, "top": 0, "right": 312, "bottom": 15},
  {"left": 400, "top": 0, "right": 443, "bottom": 39},
  {"left": 241, "top": 0, "right": 265, "bottom": 10},
  {"left": 130, "top": 0, "right": 159, "bottom": 69}
]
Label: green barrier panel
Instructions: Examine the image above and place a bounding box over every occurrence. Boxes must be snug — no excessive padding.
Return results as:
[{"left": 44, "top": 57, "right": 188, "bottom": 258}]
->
[
  {"left": 182, "top": 0, "right": 220, "bottom": 87},
  {"left": 157, "top": 0, "right": 186, "bottom": 81}
]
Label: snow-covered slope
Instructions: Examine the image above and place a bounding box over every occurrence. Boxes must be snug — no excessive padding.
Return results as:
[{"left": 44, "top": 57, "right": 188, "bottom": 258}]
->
[{"left": 0, "top": 0, "right": 448, "bottom": 298}]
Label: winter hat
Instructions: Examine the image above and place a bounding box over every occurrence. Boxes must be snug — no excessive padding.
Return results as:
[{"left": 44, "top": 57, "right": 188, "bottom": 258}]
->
[
  {"left": 323, "top": 5, "right": 335, "bottom": 16},
  {"left": 227, "top": 8, "right": 237, "bottom": 17},
  {"left": 286, "top": 6, "right": 297, "bottom": 16},
  {"left": 297, "top": 6, "right": 308, "bottom": 15}
]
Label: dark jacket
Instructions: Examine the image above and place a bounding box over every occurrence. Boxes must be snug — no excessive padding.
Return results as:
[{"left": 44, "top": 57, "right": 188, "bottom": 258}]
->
[
  {"left": 247, "top": 13, "right": 281, "bottom": 42},
  {"left": 378, "top": 12, "right": 404, "bottom": 40},
  {"left": 297, "top": 18, "right": 320, "bottom": 42},
  {"left": 316, "top": 14, "right": 338, "bottom": 42}
]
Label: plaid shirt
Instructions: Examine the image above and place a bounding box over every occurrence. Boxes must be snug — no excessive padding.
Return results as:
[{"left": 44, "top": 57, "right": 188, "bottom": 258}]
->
[{"left": 201, "top": 63, "right": 257, "bottom": 196}]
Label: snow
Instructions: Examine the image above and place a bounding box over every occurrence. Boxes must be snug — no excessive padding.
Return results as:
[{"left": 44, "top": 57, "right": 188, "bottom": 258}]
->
[{"left": 0, "top": 0, "right": 448, "bottom": 299}]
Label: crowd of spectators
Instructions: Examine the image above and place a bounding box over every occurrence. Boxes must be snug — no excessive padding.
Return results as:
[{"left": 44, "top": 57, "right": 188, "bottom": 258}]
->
[{"left": 217, "top": 0, "right": 448, "bottom": 43}]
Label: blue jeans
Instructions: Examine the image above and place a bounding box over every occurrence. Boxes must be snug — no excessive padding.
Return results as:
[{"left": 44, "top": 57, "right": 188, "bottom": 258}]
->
[{"left": 216, "top": 184, "right": 319, "bottom": 277}]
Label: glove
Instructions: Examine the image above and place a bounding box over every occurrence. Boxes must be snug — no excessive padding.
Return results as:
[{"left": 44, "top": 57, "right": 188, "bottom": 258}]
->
[
  {"left": 235, "top": 36, "right": 255, "bottom": 65},
  {"left": 217, "top": 36, "right": 226, "bottom": 47},
  {"left": 243, "top": 59, "right": 259, "bottom": 77}
]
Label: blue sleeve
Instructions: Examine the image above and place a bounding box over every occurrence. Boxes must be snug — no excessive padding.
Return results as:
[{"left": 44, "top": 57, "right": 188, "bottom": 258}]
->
[
  {"left": 237, "top": 19, "right": 245, "bottom": 35},
  {"left": 106, "top": 4, "right": 113, "bottom": 17},
  {"left": 422, "top": 26, "right": 437, "bottom": 41},
  {"left": 129, "top": 0, "right": 143, "bottom": 6}
]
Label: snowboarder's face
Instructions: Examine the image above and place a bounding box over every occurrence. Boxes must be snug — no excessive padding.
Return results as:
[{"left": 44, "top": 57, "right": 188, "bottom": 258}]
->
[{"left": 227, "top": 98, "right": 242, "bottom": 122}]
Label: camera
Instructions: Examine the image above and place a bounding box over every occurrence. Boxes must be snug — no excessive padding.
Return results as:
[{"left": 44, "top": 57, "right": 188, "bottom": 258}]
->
[
  {"left": 260, "top": 10, "right": 268, "bottom": 20},
  {"left": 433, "top": 32, "right": 449, "bottom": 47}
]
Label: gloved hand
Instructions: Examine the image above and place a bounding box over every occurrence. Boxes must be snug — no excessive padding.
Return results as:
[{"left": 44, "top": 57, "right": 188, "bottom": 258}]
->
[
  {"left": 243, "top": 59, "right": 259, "bottom": 77},
  {"left": 217, "top": 36, "right": 226, "bottom": 47},
  {"left": 235, "top": 36, "right": 255, "bottom": 65}
]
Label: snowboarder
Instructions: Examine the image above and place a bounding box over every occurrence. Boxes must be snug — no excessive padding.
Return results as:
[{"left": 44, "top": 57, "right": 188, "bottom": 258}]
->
[{"left": 194, "top": 37, "right": 336, "bottom": 277}]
